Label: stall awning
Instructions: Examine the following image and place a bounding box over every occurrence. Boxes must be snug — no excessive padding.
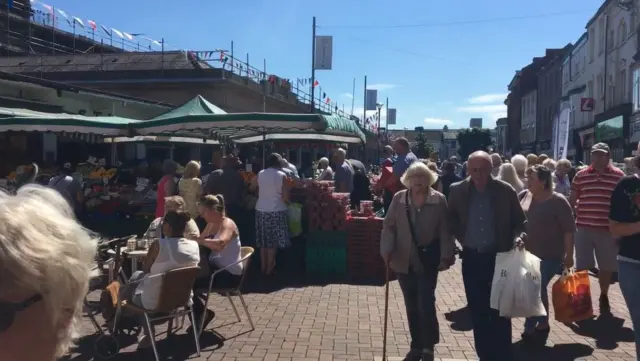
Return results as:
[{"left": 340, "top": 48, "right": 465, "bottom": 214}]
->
[
  {"left": 135, "top": 113, "right": 366, "bottom": 144},
  {"left": 150, "top": 95, "right": 227, "bottom": 121},
  {"left": 0, "top": 107, "right": 132, "bottom": 136}
]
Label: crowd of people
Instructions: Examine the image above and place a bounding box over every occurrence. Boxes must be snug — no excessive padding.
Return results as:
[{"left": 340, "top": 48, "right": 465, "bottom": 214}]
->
[
  {"left": 379, "top": 137, "right": 640, "bottom": 361},
  {"left": 3, "top": 136, "right": 640, "bottom": 361}
]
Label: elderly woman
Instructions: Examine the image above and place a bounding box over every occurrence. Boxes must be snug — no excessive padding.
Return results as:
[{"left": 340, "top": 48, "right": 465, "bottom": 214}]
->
[
  {"left": 490, "top": 153, "right": 503, "bottom": 177},
  {"left": 553, "top": 159, "right": 572, "bottom": 197},
  {"left": 498, "top": 163, "right": 525, "bottom": 194},
  {"left": 316, "top": 157, "right": 334, "bottom": 181},
  {"left": 178, "top": 160, "right": 203, "bottom": 218},
  {"left": 511, "top": 154, "right": 529, "bottom": 189},
  {"left": 380, "top": 162, "right": 455, "bottom": 361},
  {"left": 144, "top": 196, "right": 200, "bottom": 240},
  {"left": 527, "top": 153, "right": 539, "bottom": 167},
  {"left": 519, "top": 165, "right": 575, "bottom": 345},
  {"left": 0, "top": 185, "right": 97, "bottom": 361}
]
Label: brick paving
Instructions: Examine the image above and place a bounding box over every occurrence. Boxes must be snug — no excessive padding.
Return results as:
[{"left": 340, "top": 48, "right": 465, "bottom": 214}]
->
[{"left": 65, "top": 263, "right": 637, "bottom": 361}]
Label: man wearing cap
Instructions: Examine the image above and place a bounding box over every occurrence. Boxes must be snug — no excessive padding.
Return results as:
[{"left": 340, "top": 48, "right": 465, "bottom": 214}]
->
[{"left": 570, "top": 142, "right": 625, "bottom": 315}]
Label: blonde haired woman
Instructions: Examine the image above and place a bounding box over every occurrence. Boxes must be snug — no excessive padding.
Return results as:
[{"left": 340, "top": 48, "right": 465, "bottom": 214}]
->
[
  {"left": 554, "top": 159, "right": 572, "bottom": 197},
  {"left": 178, "top": 160, "right": 203, "bottom": 218},
  {"left": 381, "top": 162, "right": 455, "bottom": 361},
  {"left": 497, "top": 163, "right": 525, "bottom": 194},
  {"left": 0, "top": 185, "right": 97, "bottom": 361},
  {"left": 542, "top": 158, "right": 556, "bottom": 172},
  {"left": 511, "top": 154, "right": 529, "bottom": 189}
]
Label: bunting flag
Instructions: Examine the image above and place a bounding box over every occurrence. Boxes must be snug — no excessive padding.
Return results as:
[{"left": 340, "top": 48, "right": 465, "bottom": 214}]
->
[
  {"left": 322, "top": 92, "right": 326, "bottom": 99},
  {"left": 41, "top": 3, "right": 53, "bottom": 13},
  {"left": 87, "top": 20, "right": 97, "bottom": 31},
  {"left": 111, "top": 28, "right": 124, "bottom": 38},
  {"left": 122, "top": 32, "right": 134, "bottom": 40},
  {"left": 73, "top": 17, "right": 84, "bottom": 28},
  {"left": 100, "top": 24, "right": 111, "bottom": 36},
  {"left": 325, "top": 97, "right": 330, "bottom": 104},
  {"left": 56, "top": 9, "right": 71, "bottom": 26},
  {"left": 313, "top": 80, "right": 319, "bottom": 87}
]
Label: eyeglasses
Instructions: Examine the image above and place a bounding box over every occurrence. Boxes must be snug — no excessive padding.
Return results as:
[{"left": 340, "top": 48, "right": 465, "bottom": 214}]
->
[{"left": 0, "top": 294, "right": 42, "bottom": 333}]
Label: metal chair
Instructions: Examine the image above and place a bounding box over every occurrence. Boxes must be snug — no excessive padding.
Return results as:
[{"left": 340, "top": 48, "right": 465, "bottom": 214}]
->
[
  {"left": 114, "top": 266, "right": 201, "bottom": 361},
  {"left": 197, "top": 246, "right": 255, "bottom": 337}
]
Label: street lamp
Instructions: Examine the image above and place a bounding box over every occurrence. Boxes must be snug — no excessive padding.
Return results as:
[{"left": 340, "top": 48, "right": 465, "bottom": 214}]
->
[{"left": 376, "top": 103, "right": 384, "bottom": 159}]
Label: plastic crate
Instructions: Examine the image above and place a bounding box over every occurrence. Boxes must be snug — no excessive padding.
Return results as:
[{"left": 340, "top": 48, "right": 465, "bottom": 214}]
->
[
  {"left": 305, "top": 247, "right": 347, "bottom": 277},
  {"left": 306, "top": 230, "right": 348, "bottom": 249}
]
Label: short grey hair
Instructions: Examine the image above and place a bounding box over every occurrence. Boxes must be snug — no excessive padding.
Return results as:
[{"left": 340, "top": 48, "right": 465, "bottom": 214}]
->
[
  {"left": 542, "top": 158, "right": 557, "bottom": 171},
  {"left": 318, "top": 157, "right": 330, "bottom": 167},
  {"left": 511, "top": 154, "right": 528, "bottom": 174},
  {"left": 556, "top": 158, "right": 571, "bottom": 169},
  {"left": 334, "top": 148, "right": 347, "bottom": 157},
  {"left": 0, "top": 185, "right": 97, "bottom": 357},
  {"left": 400, "top": 162, "right": 438, "bottom": 189}
]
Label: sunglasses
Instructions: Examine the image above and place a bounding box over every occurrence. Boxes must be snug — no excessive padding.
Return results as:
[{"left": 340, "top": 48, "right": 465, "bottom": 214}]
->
[{"left": 0, "top": 294, "right": 42, "bottom": 332}]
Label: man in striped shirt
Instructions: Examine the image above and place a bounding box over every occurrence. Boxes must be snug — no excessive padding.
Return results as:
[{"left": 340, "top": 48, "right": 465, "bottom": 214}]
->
[{"left": 570, "top": 142, "right": 625, "bottom": 314}]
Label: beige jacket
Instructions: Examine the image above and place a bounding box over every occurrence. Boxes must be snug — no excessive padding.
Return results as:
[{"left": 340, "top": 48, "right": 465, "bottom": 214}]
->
[{"left": 380, "top": 189, "right": 455, "bottom": 274}]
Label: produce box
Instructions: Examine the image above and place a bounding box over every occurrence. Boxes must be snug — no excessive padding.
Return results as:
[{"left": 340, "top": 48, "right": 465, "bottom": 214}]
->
[{"left": 305, "top": 230, "right": 348, "bottom": 279}]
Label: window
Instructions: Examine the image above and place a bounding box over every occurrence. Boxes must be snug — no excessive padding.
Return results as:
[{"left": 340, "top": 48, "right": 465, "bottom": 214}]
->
[
  {"left": 597, "top": 73, "right": 603, "bottom": 99},
  {"left": 618, "top": 20, "right": 627, "bottom": 45},
  {"left": 588, "top": 79, "right": 594, "bottom": 98},
  {"left": 608, "top": 74, "right": 615, "bottom": 108},
  {"left": 589, "top": 27, "right": 595, "bottom": 62},
  {"left": 633, "top": 68, "right": 640, "bottom": 112},
  {"left": 620, "top": 68, "right": 627, "bottom": 103},
  {"left": 599, "top": 18, "right": 606, "bottom": 54},
  {"left": 608, "top": 29, "right": 615, "bottom": 51}
]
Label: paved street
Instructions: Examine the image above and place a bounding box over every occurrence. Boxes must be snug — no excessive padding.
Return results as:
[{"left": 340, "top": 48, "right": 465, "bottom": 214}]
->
[{"left": 67, "top": 263, "right": 637, "bottom": 361}]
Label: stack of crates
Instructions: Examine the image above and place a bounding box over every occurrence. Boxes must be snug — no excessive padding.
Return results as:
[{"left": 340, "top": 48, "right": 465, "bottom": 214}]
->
[
  {"left": 346, "top": 216, "right": 391, "bottom": 282},
  {"left": 305, "top": 230, "right": 348, "bottom": 279}
]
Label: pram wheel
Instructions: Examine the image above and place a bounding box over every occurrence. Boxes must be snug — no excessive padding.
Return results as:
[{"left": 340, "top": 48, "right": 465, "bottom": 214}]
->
[{"left": 94, "top": 335, "right": 119, "bottom": 359}]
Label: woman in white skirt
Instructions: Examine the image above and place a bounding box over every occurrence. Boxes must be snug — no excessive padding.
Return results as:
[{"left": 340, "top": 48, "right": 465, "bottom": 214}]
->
[{"left": 251, "top": 153, "right": 291, "bottom": 275}]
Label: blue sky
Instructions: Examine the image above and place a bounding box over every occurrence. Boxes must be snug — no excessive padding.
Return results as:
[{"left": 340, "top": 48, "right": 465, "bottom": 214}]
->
[{"left": 43, "top": 0, "right": 603, "bottom": 130}]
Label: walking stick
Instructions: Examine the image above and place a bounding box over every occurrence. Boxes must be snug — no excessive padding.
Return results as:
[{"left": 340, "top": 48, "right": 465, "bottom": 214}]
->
[{"left": 382, "top": 263, "right": 390, "bottom": 361}]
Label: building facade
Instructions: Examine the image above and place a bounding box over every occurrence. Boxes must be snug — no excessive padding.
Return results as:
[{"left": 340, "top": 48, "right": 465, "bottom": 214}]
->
[
  {"left": 562, "top": 33, "right": 591, "bottom": 161},
  {"left": 537, "top": 45, "right": 572, "bottom": 156},
  {"left": 520, "top": 89, "right": 538, "bottom": 153},
  {"left": 587, "top": 0, "right": 636, "bottom": 162},
  {"left": 495, "top": 117, "right": 508, "bottom": 155}
]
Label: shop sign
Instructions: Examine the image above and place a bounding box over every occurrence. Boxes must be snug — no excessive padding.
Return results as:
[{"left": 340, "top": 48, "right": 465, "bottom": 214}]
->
[{"left": 595, "top": 116, "right": 624, "bottom": 142}]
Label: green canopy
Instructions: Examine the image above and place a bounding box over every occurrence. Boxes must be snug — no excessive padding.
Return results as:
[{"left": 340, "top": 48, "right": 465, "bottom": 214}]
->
[
  {"left": 0, "top": 107, "right": 132, "bottom": 136},
  {"left": 135, "top": 112, "right": 366, "bottom": 143},
  {"left": 150, "top": 95, "right": 227, "bottom": 121}
]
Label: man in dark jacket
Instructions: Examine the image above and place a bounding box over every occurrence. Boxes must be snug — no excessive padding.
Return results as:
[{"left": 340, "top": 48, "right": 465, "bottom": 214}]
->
[
  {"left": 348, "top": 158, "right": 371, "bottom": 208},
  {"left": 447, "top": 151, "right": 527, "bottom": 361},
  {"left": 439, "top": 161, "right": 462, "bottom": 199}
]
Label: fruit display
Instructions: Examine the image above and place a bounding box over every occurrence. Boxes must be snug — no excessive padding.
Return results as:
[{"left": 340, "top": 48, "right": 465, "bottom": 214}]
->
[
  {"left": 305, "top": 181, "right": 350, "bottom": 232},
  {"left": 346, "top": 215, "right": 390, "bottom": 282}
]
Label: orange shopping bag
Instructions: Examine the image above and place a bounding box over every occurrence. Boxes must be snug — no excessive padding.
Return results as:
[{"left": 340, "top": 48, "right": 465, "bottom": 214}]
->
[{"left": 551, "top": 269, "right": 594, "bottom": 323}]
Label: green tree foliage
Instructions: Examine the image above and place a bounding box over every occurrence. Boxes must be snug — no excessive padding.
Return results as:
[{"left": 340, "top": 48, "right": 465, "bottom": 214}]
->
[
  {"left": 456, "top": 128, "right": 494, "bottom": 160},
  {"left": 412, "top": 127, "right": 435, "bottom": 159}
]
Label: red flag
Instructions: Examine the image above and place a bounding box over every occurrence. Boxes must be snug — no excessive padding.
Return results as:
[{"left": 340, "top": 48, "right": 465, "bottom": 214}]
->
[
  {"left": 313, "top": 80, "right": 319, "bottom": 87},
  {"left": 325, "top": 97, "right": 330, "bottom": 104},
  {"left": 268, "top": 75, "right": 276, "bottom": 84},
  {"left": 87, "top": 20, "right": 97, "bottom": 30}
]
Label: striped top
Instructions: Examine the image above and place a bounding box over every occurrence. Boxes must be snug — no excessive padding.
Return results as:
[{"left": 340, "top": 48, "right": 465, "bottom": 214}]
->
[{"left": 571, "top": 165, "right": 624, "bottom": 230}]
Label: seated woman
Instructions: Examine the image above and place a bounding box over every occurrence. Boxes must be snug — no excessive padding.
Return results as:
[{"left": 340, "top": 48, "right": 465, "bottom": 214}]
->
[
  {"left": 144, "top": 196, "right": 200, "bottom": 240},
  {"left": 192, "top": 194, "right": 243, "bottom": 333},
  {"left": 126, "top": 210, "right": 201, "bottom": 347}
]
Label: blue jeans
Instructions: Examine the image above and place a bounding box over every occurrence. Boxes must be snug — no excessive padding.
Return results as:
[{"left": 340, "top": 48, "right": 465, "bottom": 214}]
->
[
  {"left": 618, "top": 259, "right": 640, "bottom": 361},
  {"left": 524, "top": 258, "right": 562, "bottom": 331}
]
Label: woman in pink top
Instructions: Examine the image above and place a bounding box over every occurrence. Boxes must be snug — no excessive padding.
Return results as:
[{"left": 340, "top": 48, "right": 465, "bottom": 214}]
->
[{"left": 156, "top": 160, "right": 178, "bottom": 217}]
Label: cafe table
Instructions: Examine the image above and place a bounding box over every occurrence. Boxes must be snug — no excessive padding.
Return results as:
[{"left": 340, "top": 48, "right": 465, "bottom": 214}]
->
[{"left": 123, "top": 248, "right": 149, "bottom": 273}]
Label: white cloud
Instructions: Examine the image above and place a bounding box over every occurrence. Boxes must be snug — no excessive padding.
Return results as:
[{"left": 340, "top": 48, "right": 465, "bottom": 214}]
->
[
  {"left": 467, "top": 93, "right": 508, "bottom": 104},
  {"left": 456, "top": 104, "right": 507, "bottom": 113},
  {"left": 423, "top": 117, "right": 453, "bottom": 125},
  {"left": 341, "top": 93, "right": 353, "bottom": 99},
  {"left": 367, "top": 83, "right": 398, "bottom": 91}
]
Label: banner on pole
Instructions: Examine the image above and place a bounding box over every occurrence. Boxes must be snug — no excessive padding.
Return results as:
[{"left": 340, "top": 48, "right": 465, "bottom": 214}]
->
[
  {"left": 314, "top": 36, "right": 333, "bottom": 70},
  {"left": 387, "top": 108, "right": 397, "bottom": 125},
  {"left": 553, "top": 105, "right": 571, "bottom": 160},
  {"left": 365, "top": 89, "right": 378, "bottom": 111}
]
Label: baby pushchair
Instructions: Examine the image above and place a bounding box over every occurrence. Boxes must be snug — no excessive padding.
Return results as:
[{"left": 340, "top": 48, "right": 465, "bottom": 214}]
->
[{"left": 85, "top": 235, "right": 141, "bottom": 359}]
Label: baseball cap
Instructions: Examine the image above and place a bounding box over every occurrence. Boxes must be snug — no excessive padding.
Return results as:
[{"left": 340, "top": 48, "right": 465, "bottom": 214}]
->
[{"left": 591, "top": 142, "right": 610, "bottom": 154}]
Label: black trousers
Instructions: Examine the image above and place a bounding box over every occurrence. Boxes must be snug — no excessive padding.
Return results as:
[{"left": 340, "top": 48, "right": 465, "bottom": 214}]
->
[
  {"left": 461, "top": 248, "right": 513, "bottom": 361},
  {"left": 396, "top": 241, "right": 441, "bottom": 350}
]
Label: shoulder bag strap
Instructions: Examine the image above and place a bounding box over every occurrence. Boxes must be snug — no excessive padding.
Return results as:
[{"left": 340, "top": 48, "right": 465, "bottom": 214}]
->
[{"left": 404, "top": 191, "right": 422, "bottom": 252}]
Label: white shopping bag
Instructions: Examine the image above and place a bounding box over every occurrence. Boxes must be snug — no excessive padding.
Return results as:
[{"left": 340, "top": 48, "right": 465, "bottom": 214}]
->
[{"left": 490, "top": 248, "right": 547, "bottom": 318}]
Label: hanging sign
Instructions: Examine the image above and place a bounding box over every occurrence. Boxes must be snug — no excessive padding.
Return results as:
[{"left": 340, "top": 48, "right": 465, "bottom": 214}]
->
[{"left": 314, "top": 36, "right": 333, "bottom": 70}]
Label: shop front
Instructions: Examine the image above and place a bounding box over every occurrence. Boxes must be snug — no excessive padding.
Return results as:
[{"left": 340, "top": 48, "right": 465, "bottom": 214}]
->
[
  {"left": 593, "top": 103, "right": 632, "bottom": 163},
  {"left": 629, "top": 111, "right": 640, "bottom": 154}
]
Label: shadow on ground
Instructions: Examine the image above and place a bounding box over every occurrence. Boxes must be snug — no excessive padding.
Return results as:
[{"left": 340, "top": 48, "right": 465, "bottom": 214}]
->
[
  {"left": 513, "top": 341, "right": 594, "bottom": 361},
  {"left": 444, "top": 306, "right": 473, "bottom": 332},
  {"left": 567, "top": 314, "right": 635, "bottom": 350}
]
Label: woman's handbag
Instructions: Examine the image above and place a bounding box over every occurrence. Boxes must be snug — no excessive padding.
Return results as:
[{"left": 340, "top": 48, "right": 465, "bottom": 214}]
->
[{"left": 404, "top": 191, "right": 440, "bottom": 267}]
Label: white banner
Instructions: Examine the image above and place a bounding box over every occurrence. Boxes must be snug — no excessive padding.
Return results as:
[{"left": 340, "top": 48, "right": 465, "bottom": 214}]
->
[
  {"left": 314, "top": 36, "right": 333, "bottom": 70},
  {"left": 553, "top": 106, "right": 571, "bottom": 160}
]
